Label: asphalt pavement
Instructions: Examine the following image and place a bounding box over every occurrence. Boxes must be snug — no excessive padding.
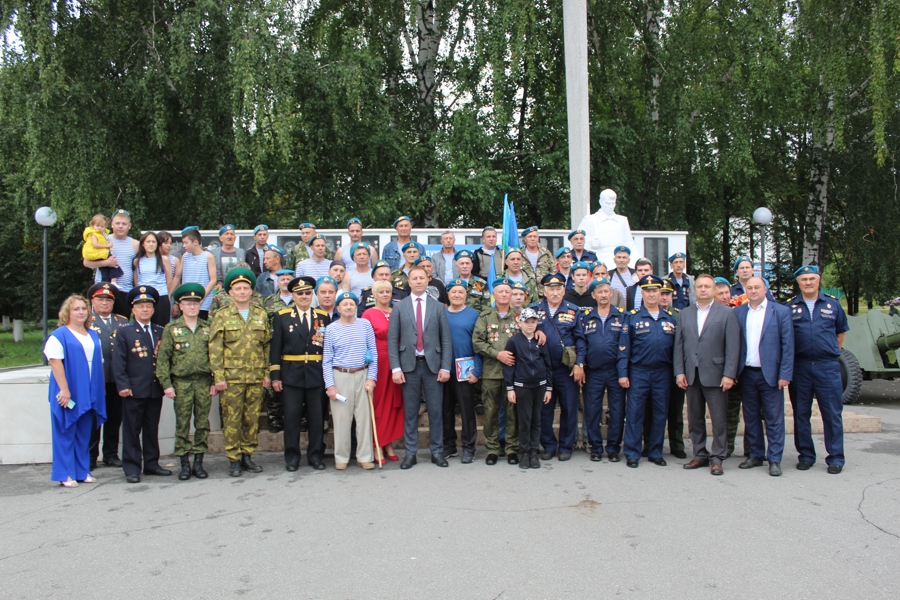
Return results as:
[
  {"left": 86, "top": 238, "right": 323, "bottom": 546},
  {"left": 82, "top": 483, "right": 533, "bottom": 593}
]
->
[{"left": 2, "top": 387, "right": 899, "bottom": 600}]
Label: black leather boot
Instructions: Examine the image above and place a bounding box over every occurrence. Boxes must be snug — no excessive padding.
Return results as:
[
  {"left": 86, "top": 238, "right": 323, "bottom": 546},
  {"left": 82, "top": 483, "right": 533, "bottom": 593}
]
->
[
  {"left": 178, "top": 455, "right": 192, "bottom": 480},
  {"left": 229, "top": 460, "right": 242, "bottom": 477},
  {"left": 192, "top": 453, "right": 208, "bottom": 479},
  {"left": 241, "top": 454, "right": 263, "bottom": 473}
]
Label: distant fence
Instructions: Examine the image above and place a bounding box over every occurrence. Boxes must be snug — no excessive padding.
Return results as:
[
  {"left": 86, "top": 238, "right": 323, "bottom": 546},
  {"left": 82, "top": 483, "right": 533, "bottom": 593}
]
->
[{"left": 822, "top": 287, "right": 845, "bottom": 299}]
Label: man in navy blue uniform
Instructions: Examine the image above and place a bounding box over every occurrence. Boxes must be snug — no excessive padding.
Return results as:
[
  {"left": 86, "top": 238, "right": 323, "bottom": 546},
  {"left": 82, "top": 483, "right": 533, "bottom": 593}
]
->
[
  {"left": 582, "top": 278, "right": 627, "bottom": 461},
  {"left": 618, "top": 275, "right": 677, "bottom": 468},
  {"left": 787, "top": 265, "right": 849, "bottom": 474},
  {"left": 531, "top": 274, "right": 586, "bottom": 461},
  {"left": 568, "top": 229, "right": 597, "bottom": 264},
  {"left": 112, "top": 286, "right": 170, "bottom": 483},
  {"left": 734, "top": 276, "right": 794, "bottom": 477},
  {"left": 665, "top": 252, "right": 694, "bottom": 312}
]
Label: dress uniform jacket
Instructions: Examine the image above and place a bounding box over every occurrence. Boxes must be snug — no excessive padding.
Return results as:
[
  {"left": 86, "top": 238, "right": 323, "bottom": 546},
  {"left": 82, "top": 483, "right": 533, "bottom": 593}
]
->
[
  {"left": 113, "top": 322, "right": 165, "bottom": 397},
  {"left": 269, "top": 307, "right": 331, "bottom": 386},
  {"left": 90, "top": 311, "right": 130, "bottom": 383},
  {"left": 530, "top": 299, "right": 587, "bottom": 367}
]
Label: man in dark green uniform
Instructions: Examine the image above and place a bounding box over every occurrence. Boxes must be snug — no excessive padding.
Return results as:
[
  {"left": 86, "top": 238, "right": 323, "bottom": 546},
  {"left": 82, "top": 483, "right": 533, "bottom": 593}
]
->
[
  {"left": 472, "top": 278, "right": 521, "bottom": 465},
  {"left": 156, "top": 283, "right": 215, "bottom": 480}
]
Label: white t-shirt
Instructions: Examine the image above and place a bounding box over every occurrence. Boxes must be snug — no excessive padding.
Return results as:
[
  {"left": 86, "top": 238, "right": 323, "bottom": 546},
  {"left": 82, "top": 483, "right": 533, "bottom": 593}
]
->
[{"left": 43, "top": 328, "right": 96, "bottom": 377}]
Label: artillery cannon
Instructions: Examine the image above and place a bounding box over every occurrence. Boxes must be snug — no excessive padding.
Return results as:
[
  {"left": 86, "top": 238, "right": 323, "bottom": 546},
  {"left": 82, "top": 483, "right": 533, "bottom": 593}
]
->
[{"left": 840, "top": 309, "right": 900, "bottom": 404}]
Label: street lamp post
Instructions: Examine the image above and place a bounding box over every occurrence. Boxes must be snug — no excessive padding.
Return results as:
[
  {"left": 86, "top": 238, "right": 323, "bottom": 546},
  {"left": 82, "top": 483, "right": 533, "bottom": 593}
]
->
[
  {"left": 34, "top": 207, "right": 58, "bottom": 364},
  {"left": 753, "top": 207, "right": 774, "bottom": 282}
]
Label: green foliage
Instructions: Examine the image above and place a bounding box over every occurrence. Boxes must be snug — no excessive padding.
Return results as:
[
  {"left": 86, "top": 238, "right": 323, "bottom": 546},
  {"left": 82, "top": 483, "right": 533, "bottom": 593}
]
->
[{"left": 1, "top": 0, "right": 899, "bottom": 317}]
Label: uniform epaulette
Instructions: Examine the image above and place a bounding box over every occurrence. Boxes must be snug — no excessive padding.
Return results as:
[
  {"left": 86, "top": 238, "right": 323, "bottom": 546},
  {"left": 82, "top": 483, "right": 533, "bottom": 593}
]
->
[
  {"left": 630, "top": 309, "right": 638, "bottom": 314},
  {"left": 825, "top": 293, "right": 837, "bottom": 299},
  {"left": 362, "top": 286, "right": 373, "bottom": 292},
  {"left": 666, "top": 309, "right": 673, "bottom": 316},
  {"left": 616, "top": 307, "right": 625, "bottom": 313},
  {"left": 314, "top": 309, "right": 328, "bottom": 316},
  {"left": 278, "top": 307, "right": 293, "bottom": 315}
]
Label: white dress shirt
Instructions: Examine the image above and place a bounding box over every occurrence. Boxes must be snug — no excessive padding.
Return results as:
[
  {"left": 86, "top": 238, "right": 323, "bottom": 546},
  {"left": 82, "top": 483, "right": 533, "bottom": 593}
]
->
[
  {"left": 696, "top": 301, "right": 713, "bottom": 335},
  {"left": 744, "top": 300, "right": 767, "bottom": 368}
]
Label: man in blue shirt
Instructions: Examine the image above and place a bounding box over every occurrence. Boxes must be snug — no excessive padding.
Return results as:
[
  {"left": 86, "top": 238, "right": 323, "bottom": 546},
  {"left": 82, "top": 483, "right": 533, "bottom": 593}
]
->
[
  {"left": 787, "top": 265, "right": 850, "bottom": 474},
  {"left": 381, "top": 216, "right": 413, "bottom": 271}
]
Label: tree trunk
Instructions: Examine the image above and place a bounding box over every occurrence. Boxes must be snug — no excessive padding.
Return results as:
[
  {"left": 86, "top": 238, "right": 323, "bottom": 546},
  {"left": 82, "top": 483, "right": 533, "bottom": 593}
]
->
[
  {"left": 804, "top": 89, "right": 834, "bottom": 267},
  {"left": 639, "top": 0, "right": 664, "bottom": 229}
]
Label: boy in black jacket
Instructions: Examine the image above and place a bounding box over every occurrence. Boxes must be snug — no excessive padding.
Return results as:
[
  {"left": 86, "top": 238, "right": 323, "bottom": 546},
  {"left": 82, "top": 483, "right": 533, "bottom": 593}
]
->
[{"left": 504, "top": 308, "right": 553, "bottom": 469}]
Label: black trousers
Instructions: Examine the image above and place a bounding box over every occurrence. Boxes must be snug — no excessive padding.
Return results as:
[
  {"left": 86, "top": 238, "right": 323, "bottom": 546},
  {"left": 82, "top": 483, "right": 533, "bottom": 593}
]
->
[
  {"left": 121, "top": 396, "right": 162, "bottom": 477},
  {"left": 90, "top": 382, "right": 123, "bottom": 463},
  {"left": 150, "top": 296, "right": 171, "bottom": 326},
  {"left": 282, "top": 383, "right": 324, "bottom": 466},
  {"left": 443, "top": 378, "right": 477, "bottom": 453},
  {"left": 515, "top": 386, "right": 543, "bottom": 453}
]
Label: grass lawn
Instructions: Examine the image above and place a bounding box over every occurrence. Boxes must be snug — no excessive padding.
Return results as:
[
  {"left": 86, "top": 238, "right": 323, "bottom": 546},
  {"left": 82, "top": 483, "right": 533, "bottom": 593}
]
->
[{"left": 0, "top": 329, "right": 46, "bottom": 368}]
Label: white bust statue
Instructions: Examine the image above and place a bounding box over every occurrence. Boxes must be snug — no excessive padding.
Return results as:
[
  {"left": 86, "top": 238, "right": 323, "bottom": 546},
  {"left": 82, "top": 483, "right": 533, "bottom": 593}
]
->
[{"left": 576, "top": 188, "right": 635, "bottom": 267}]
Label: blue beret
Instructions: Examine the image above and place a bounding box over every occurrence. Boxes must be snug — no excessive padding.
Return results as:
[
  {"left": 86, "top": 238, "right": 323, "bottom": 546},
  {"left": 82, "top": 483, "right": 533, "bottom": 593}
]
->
[
  {"left": 555, "top": 247, "right": 572, "bottom": 259},
  {"left": 393, "top": 215, "right": 411, "bottom": 228},
  {"left": 265, "top": 244, "right": 284, "bottom": 256},
  {"left": 336, "top": 291, "right": 359, "bottom": 305},
  {"left": 275, "top": 269, "right": 293, "bottom": 276},
  {"left": 541, "top": 273, "right": 566, "bottom": 287},
  {"left": 446, "top": 278, "right": 467, "bottom": 291},
  {"left": 505, "top": 247, "right": 523, "bottom": 258},
  {"left": 510, "top": 282, "right": 527, "bottom": 291},
  {"left": 492, "top": 278, "right": 512, "bottom": 289},
  {"left": 346, "top": 217, "right": 361, "bottom": 226},
  {"left": 299, "top": 222, "right": 315, "bottom": 229},
  {"left": 218, "top": 224, "right": 235, "bottom": 236},
  {"left": 454, "top": 249, "right": 474, "bottom": 261},
  {"left": 253, "top": 224, "right": 269, "bottom": 234},
  {"left": 572, "top": 261, "right": 591, "bottom": 272},
  {"left": 733, "top": 256, "right": 753, "bottom": 272},
  {"left": 315, "top": 276, "right": 337, "bottom": 290},
  {"left": 482, "top": 226, "right": 496, "bottom": 234},
  {"left": 310, "top": 233, "right": 326, "bottom": 242},
  {"left": 371, "top": 260, "right": 391, "bottom": 276},
  {"left": 568, "top": 229, "right": 586, "bottom": 240},
  {"left": 714, "top": 277, "right": 731, "bottom": 286},
  {"left": 614, "top": 246, "right": 631, "bottom": 255},
  {"left": 794, "top": 265, "right": 819, "bottom": 277},
  {"left": 522, "top": 226, "right": 539, "bottom": 236},
  {"left": 638, "top": 274, "right": 663, "bottom": 289},
  {"left": 180, "top": 225, "right": 199, "bottom": 236},
  {"left": 401, "top": 241, "right": 423, "bottom": 254},
  {"left": 589, "top": 278, "right": 610, "bottom": 293},
  {"left": 414, "top": 255, "right": 432, "bottom": 265},
  {"left": 349, "top": 242, "right": 370, "bottom": 258},
  {"left": 669, "top": 252, "right": 686, "bottom": 262},
  {"left": 127, "top": 285, "right": 159, "bottom": 305},
  {"left": 591, "top": 261, "right": 606, "bottom": 270}
]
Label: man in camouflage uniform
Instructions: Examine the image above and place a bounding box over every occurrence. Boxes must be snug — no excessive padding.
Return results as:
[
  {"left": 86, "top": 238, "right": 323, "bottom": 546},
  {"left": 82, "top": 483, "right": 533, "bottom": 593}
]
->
[
  {"left": 501, "top": 247, "right": 539, "bottom": 304},
  {"left": 261, "top": 268, "right": 295, "bottom": 433},
  {"left": 520, "top": 226, "right": 555, "bottom": 293},
  {"left": 209, "top": 267, "right": 272, "bottom": 477},
  {"left": 472, "top": 278, "right": 521, "bottom": 465},
  {"left": 454, "top": 250, "right": 490, "bottom": 313},
  {"left": 208, "top": 287, "right": 265, "bottom": 319},
  {"left": 156, "top": 283, "right": 215, "bottom": 480},
  {"left": 285, "top": 222, "right": 334, "bottom": 271},
  {"left": 390, "top": 242, "right": 422, "bottom": 290}
]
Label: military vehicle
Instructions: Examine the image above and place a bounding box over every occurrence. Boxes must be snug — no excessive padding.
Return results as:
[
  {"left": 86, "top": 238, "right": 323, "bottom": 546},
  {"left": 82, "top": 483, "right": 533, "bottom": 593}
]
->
[{"left": 840, "top": 309, "right": 900, "bottom": 404}]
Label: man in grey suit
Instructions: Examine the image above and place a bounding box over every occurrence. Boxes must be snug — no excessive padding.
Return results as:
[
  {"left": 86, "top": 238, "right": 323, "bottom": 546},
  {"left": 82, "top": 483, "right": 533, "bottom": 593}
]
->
[
  {"left": 674, "top": 273, "right": 740, "bottom": 475},
  {"left": 388, "top": 265, "right": 454, "bottom": 469}
]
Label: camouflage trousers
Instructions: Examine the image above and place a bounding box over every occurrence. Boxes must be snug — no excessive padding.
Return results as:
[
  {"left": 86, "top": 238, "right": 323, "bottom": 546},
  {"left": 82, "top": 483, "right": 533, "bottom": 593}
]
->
[
  {"left": 173, "top": 377, "right": 214, "bottom": 456},
  {"left": 481, "top": 378, "right": 518, "bottom": 455},
  {"left": 221, "top": 382, "right": 265, "bottom": 462}
]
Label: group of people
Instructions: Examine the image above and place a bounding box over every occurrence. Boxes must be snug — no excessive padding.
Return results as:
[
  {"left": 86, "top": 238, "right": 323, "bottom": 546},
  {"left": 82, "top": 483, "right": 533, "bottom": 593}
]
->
[{"left": 44, "top": 213, "right": 849, "bottom": 487}]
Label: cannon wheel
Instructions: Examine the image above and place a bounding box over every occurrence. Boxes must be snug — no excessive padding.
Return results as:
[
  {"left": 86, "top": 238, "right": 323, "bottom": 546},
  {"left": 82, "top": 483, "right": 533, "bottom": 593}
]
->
[{"left": 839, "top": 349, "right": 863, "bottom": 405}]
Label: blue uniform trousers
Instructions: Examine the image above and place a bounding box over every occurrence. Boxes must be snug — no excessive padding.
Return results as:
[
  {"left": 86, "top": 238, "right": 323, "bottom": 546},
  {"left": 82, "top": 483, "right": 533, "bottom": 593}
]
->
[
  {"left": 583, "top": 369, "right": 624, "bottom": 454},
  {"left": 541, "top": 366, "right": 579, "bottom": 454},
  {"left": 740, "top": 368, "right": 785, "bottom": 463},
  {"left": 51, "top": 409, "right": 95, "bottom": 482},
  {"left": 789, "top": 360, "right": 844, "bottom": 466},
  {"left": 624, "top": 366, "right": 670, "bottom": 461}
]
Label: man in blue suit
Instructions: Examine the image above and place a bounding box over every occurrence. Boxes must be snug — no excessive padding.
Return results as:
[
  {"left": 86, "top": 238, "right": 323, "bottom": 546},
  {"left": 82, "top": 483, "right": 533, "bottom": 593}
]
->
[{"left": 734, "top": 277, "right": 794, "bottom": 476}]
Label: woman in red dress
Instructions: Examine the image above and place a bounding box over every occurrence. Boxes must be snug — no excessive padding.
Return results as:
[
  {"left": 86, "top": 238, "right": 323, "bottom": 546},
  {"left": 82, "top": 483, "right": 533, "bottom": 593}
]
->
[{"left": 361, "top": 280, "right": 404, "bottom": 462}]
